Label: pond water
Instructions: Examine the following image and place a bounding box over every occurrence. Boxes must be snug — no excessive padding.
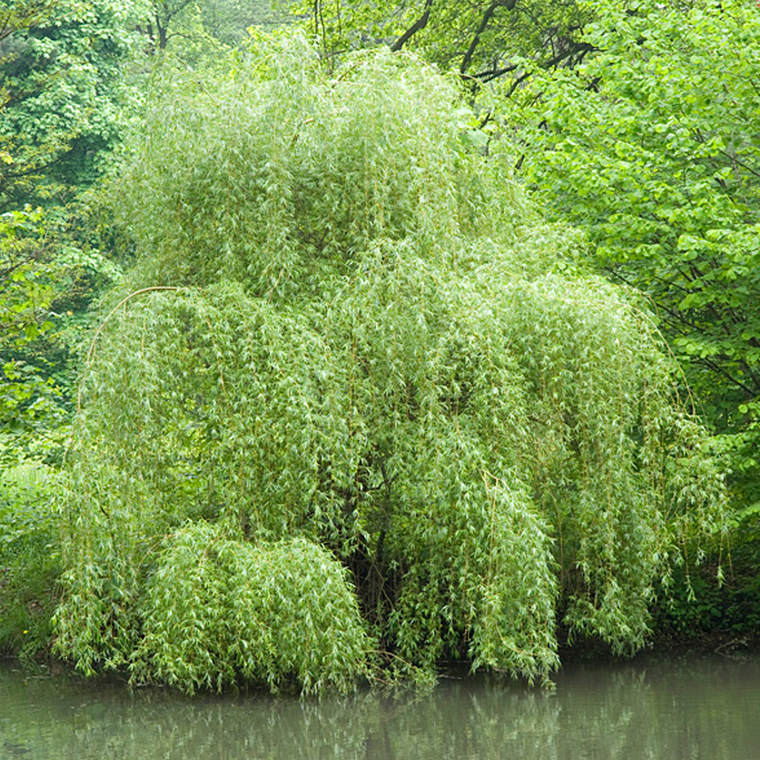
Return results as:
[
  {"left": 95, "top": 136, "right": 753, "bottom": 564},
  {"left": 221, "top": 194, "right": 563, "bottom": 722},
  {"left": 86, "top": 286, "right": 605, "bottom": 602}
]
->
[{"left": 1, "top": 653, "right": 759, "bottom": 759}]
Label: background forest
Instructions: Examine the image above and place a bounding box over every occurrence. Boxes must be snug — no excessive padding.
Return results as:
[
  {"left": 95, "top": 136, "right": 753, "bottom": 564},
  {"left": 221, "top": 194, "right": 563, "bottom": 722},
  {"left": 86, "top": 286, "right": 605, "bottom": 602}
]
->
[{"left": 1, "top": 0, "right": 758, "bottom": 692}]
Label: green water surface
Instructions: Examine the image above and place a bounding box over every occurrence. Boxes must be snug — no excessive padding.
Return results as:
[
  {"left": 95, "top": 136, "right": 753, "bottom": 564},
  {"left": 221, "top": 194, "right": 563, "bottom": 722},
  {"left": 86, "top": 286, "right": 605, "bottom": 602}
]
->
[{"left": 1, "top": 654, "right": 758, "bottom": 759}]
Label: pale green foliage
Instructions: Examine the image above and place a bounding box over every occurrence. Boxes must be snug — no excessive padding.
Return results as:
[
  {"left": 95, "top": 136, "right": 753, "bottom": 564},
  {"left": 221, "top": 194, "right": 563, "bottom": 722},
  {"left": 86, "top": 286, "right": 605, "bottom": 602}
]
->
[
  {"left": 55, "top": 37, "right": 727, "bottom": 693},
  {"left": 116, "top": 37, "right": 527, "bottom": 294},
  {"left": 134, "top": 523, "right": 369, "bottom": 695}
]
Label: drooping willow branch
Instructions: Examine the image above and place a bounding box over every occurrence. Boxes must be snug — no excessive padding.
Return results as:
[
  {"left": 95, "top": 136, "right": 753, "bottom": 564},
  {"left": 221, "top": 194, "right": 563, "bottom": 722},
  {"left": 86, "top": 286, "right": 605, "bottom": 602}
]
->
[
  {"left": 55, "top": 41, "right": 729, "bottom": 695},
  {"left": 77, "top": 286, "right": 182, "bottom": 413}
]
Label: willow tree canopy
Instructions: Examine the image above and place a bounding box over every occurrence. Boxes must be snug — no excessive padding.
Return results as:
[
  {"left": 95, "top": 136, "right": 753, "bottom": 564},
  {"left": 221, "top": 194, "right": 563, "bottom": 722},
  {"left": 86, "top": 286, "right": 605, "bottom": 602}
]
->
[{"left": 54, "top": 37, "right": 727, "bottom": 694}]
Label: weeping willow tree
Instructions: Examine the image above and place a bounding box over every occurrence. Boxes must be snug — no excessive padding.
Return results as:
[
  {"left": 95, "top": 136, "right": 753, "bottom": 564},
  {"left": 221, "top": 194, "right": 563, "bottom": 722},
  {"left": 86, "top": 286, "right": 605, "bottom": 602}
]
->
[{"left": 54, "top": 36, "right": 727, "bottom": 694}]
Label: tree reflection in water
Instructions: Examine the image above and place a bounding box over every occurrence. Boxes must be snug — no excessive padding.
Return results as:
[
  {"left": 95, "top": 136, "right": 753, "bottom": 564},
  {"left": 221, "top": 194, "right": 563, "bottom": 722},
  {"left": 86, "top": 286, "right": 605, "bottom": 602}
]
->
[{"left": 1, "top": 655, "right": 758, "bottom": 759}]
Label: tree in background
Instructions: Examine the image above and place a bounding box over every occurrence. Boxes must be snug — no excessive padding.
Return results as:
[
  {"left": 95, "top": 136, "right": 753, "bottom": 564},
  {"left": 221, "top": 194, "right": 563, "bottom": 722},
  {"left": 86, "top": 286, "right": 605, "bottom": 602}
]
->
[
  {"left": 0, "top": 0, "right": 149, "bottom": 461},
  {"left": 288, "top": 0, "right": 594, "bottom": 84},
  {"left": 53, "top": 39, "right": 727, "bottom": 694},
  {"left": 0, "top": 0, "right": 145, "bottom": 209},
  {"left": 0, "top": 207, "right": 63, "bottom": 461},
  {"left": 503, "top": 0, "right": 760, "bottom": 513},
  {"left": 197, "top": 0, "right": 286, "bottom": 46},
  {"left": 135, "top": 0, "right": 285, "bottom": 54},
  {"left": 0, "top": 0, "right": 147, "bottom": 657}
]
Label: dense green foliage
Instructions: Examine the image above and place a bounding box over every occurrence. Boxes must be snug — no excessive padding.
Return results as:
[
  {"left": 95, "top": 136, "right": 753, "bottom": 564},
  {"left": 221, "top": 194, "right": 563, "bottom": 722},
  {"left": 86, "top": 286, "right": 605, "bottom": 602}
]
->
[
  {"left": 0, "top": 0, "right": 148, "bottom": 461},
  {"left": 503, "top": 0, "right": 760, "bottom": 509},
  {"left": 53, "top": 40, "right": 727, "bottom": 693},
  {"left": 0, "top": 463, "right": 60, "bottom": 658},
  {"left": 0, "top": 207, "right": 60, "bottom": 452},
  {"left": 133, "top": 524, "right": 370, "bottom": 694},
  {"left": 0, "top": 0, "right": 144, "bottom": 209}
]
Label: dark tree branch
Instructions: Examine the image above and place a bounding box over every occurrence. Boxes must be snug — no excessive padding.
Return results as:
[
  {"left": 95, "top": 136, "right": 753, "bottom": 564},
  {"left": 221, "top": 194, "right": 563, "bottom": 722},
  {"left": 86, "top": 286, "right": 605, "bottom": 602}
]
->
[
  {"left": 542, "top": 41, "right": 596, "bottom": 70},
  {"left": 695, "top": 355, "right": 759, "bottom": 398},
  {"left": 0, "top": 255, "right": 38, "bottom": 283},
  {"left": 471, "top": 39, "right": 595, "bottom": 89},
  {"left": 473, "top": 61, "right": 519, "bottom": 82},
  {"left": 391, "top": 0, "right": 433, "bottom": 52},
  {"left": 718, "top": 147, "right": 760, "bottom": 181},
  {"left": 460, "top": 0, "right": 517, "bottom": 75},
  {"left": 145, "top": 0, "right": 194, "bottom": 50},
  {"left": 503, "top": 69, "right": 531, "bottom": 96}
]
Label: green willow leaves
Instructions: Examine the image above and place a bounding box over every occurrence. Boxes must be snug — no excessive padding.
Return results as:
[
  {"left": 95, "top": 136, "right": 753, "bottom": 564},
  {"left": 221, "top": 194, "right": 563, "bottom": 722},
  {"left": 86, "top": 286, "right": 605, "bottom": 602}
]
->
[{"left": 55, "top": 37, "right": 727, "bottom": 693}]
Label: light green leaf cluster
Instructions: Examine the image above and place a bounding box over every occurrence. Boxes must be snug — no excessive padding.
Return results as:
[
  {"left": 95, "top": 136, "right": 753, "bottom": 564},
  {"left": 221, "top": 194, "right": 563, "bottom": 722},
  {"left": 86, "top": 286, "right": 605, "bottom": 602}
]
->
[
  {"left": 132, "top": 522, "right": 369, "bottom": 695},
  {"left": 0, "top": 208, "right": 53, "bottom": 347},
  {"left": 55, "top": 37, "right": 727, "bottom": 693}
]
